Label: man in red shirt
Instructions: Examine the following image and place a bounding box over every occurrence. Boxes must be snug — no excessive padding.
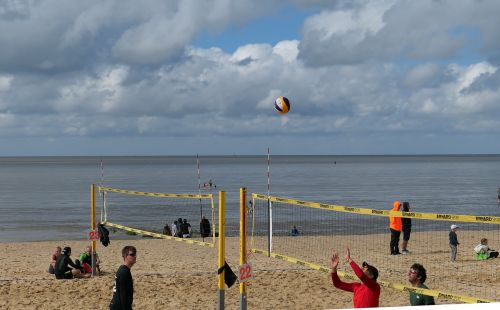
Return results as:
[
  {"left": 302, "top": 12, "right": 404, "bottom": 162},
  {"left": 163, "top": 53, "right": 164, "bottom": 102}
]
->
[{"left": 330, "top": 247, "right": 381, "bottom": 308}]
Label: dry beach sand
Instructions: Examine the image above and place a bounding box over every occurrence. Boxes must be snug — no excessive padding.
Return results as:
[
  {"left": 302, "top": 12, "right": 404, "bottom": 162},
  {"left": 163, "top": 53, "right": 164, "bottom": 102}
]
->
[{"left": 0, "top": 233, "right": 498, "bottom": 309}]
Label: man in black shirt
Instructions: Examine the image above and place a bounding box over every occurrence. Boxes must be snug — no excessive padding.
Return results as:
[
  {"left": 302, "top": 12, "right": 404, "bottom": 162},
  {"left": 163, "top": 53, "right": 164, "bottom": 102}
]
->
[
  {"left": 401, "top": 202, "right": 412, "bottom": 254},
  {"left": 110, "top": 245, "right": 137, "bottom": 310}
]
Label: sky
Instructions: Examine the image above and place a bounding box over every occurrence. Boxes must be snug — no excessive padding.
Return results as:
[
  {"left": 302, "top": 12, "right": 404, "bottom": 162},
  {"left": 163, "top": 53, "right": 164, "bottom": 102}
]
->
[{"left": 1, "top": 0, "right": 500, "bottom": 156}]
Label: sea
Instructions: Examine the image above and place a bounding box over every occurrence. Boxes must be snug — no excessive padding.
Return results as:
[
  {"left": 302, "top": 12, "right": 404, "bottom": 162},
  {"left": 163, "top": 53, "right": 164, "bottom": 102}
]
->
[{"left": 1, "top": 155, "right": 500, "bottom": 243}]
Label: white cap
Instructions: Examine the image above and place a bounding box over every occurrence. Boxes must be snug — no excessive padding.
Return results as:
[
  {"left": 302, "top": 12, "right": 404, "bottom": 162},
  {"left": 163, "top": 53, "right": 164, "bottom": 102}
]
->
[{"left": 450, "top": 224, "right": 459, "bottom": 230}]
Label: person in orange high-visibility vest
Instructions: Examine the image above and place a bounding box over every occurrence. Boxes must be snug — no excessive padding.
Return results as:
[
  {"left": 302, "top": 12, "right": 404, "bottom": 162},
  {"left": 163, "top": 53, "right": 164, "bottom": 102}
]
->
[{"left": 389, "top": 201, "right": 402, "bottom": 255}]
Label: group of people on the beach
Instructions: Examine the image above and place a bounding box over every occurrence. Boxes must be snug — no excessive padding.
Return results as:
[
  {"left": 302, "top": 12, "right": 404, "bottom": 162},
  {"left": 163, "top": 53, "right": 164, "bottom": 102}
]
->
[
  {"left": 389, "top": 201, "right": 412, "bottom": 255},
  {"left": 330, "top": 234, "right": 498, "bottom": 308},
  {"left": 389, "top": 200, "right": 498, "bottom": 262},
  {"left": 48, "top": 243, "right": 136, "bottom": 309},
  {"left": 162, "top": 216, "right": 211, "bottom": 239},
  {"left": 44, "top": 197, "right": 499, "bottom": 309},
  {"left": 48, "top": 245, "right": 101, "bottom": 279},
  {"left": 327, "top": 200, "right": 499, "bottom": 308},
  {"left": 165, "top": 218, "right": 192, "bottom": 238}
]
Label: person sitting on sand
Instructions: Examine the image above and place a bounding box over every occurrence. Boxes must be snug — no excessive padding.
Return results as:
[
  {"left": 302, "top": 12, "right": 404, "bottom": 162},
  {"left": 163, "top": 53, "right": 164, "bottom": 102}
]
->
[
  {"left": 176, "top": 218, "right": 183, "bottom": 237},
  {"left": 162, "top": 222, "right": 172, "bottom": 236},
  {"left": 474, "top": 238, "right": 499, "bottom": 260},
  {"left": 79, "top": 245, "right": 101, "bottom": 274},
  {"left": 48, "top": 246, "right": 61, "bottom": 274},
  {"left": 54, "top": 246, "right": 88, "bottom": 279},
  {"left": 180, "top": 219, "right": 192, "bottom": 238},
  {"left": 330, "top": 247, "right": 380, "bottom": 308},
  {"left": 172, "top": 220, "right": 178, "bottom": 237},
  {"left": 291, "top": 226, "right": 300, "bottom": 237},
  {"left": 408, "top": 263, "right": 435, "bottom": 305}
]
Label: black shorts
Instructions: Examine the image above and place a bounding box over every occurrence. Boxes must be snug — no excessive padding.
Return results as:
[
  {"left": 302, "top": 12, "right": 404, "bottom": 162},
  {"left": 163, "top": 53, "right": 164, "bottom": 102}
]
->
[
  {"left": 55, "top": 270, "right": 73, "bottom": 279},
  {"left": 403, "top": 228, "right": 411, "bottom": 241}
]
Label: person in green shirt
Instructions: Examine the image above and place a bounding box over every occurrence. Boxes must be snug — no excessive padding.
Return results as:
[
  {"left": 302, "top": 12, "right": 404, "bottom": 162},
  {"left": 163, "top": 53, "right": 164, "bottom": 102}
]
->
[
  {"left": 79, "top": 245, "right": 101, "bottom": 275},
  {"left": 408, "top": 263, "right": 435, "bottom": 306}
]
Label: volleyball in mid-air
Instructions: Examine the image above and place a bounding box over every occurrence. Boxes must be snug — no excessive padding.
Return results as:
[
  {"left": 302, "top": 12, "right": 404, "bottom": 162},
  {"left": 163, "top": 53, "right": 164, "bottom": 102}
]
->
[{"left": 274, "top": 96, "right": 291, "bottom": 114}]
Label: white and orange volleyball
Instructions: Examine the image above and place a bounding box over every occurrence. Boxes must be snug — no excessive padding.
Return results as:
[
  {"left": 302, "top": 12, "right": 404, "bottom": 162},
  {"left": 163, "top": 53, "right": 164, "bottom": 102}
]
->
[{"left": 274, "top": 96, "right": 291, "bottom": 114}]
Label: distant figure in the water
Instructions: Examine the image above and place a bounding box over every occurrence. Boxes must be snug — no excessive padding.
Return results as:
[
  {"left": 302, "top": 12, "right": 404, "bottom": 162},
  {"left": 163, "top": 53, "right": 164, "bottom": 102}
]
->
[
  {"left": 497, "top": 187, "right": 500, "bottom": 202},
  {"left": 291, "top": 225, "right": 300, "bottom": 237},
  {"left": 203, "top": 179, "right": 217, "bottom": 190}
]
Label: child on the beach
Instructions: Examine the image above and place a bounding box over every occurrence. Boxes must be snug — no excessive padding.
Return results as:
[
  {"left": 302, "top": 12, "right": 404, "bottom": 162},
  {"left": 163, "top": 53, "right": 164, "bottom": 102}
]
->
[
  {"left": 474, "top": 238, "right": 499, "bottom": 260},
  {"left": 449, "top": 224, "right": 460, "bottom": 262}
]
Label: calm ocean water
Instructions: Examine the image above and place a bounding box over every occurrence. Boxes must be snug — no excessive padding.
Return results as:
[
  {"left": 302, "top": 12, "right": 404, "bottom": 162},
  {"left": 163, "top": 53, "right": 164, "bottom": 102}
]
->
[{"left": 1, "top": 155, "right": 499, "bottom": 242}]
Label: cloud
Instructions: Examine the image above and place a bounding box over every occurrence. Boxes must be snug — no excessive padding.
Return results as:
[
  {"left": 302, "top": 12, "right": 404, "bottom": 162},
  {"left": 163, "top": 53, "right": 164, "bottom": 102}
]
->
[
  {"left": 1, "top": 0, "right": 500, "bottom": 154},
  {"left": 0, "top": 0, "right": 284, "bottom": 71},
  {"left": 403, "top": 63, "right": 442, "bottom": 89},
  {"left": 2, "top": 44, "right": 499, "bottom": 140},
  {"left": 298, "top": 0, "right": 500, "bottom": 66},
  {"left": 0, "top": 75, "right": 13, "bottom": 92},
  {"left": 404, "top": 61, "right": 500, "bottom": 123}
]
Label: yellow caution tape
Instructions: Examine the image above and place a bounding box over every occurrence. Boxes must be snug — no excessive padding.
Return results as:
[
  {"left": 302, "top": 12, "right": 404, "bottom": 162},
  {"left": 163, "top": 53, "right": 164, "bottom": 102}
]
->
[
  {"left": 251, "top": 248, "right": 494, "bottom": 303},
  {"left": 252, "top": 194, "right": 500, "bottom": 224},
  {"left": 102, "top": 222, "right": 214, "bottom": 248},
  {"left": 99, "top": 186, "right": 213, "bottom": 200}
]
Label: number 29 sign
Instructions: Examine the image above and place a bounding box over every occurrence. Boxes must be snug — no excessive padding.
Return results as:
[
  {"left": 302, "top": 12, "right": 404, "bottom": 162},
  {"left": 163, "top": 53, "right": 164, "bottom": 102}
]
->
[
  {"left": 239, "top": 263, "right": 253, "bottom": 283},
  {"left": 88, "top": 230, "right": 100, "bottom": 241}
]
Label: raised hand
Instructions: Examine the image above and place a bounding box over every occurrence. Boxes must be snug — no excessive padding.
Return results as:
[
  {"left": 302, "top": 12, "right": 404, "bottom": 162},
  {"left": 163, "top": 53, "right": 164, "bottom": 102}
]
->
[
  {"left": 345, "top": 246, "right": 352, "bottom": 263},
  {"left": 330, "top": 253, "right": 340, "bottom": 271}
]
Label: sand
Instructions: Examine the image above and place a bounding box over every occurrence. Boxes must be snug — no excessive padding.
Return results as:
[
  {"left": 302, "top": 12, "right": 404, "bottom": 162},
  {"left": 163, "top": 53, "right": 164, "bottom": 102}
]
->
[{"left": 0, "top": 233, "right": 498, "bottom": 309}]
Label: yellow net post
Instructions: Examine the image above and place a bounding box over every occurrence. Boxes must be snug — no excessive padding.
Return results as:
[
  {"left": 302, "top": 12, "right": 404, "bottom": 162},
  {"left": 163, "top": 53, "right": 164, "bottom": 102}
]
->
[
  {"left": 217, "top": 191, "right": 226, "bottom": 310},
  {"left": 90, "top": 184, "right": 97, "bottom": 277},
  {"left": 240, "top": 187, "right": 248, "bottom": 310},
  {"left": 212, "top": 196, "right": 216, "bottom": 246}
]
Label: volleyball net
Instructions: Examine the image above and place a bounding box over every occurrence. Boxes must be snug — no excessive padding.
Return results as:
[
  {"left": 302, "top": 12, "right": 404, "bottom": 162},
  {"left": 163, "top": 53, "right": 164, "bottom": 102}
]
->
[
  {"left": 250, "top": 193, "right": 500, "bottom": 303},
  {"left": 98, "top": 186, "right": 216, "bottom": 247}
]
